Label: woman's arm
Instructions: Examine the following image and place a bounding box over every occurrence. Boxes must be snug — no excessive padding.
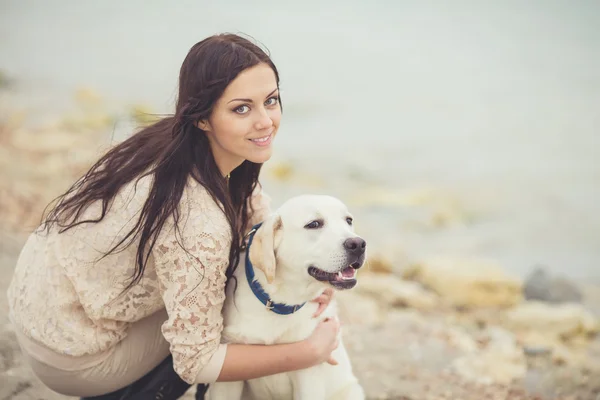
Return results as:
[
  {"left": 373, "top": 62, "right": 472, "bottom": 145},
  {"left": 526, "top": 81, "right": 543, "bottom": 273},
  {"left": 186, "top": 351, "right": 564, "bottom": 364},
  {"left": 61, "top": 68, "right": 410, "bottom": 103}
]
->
[
  {"left": 216, "top": 316, "right": 340, "bottom": 382},
  {"left": 217, "top": 341, "right": 313, "bottom": 381}
]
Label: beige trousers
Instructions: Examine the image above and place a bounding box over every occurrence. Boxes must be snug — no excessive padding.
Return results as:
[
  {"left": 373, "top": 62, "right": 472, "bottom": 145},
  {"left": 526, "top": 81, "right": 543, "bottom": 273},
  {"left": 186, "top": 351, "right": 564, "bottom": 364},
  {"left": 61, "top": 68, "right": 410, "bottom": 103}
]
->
[{"left": 21, "top": 309, "right": 171, "bottom": 397}]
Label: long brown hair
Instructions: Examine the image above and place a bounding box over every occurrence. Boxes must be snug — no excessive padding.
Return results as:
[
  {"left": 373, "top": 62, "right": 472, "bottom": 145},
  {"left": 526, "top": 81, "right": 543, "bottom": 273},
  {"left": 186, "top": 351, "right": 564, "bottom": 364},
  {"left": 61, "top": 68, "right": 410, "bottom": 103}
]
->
[{"left": 41, "top": 33, "right": 281, "bottom": 290}]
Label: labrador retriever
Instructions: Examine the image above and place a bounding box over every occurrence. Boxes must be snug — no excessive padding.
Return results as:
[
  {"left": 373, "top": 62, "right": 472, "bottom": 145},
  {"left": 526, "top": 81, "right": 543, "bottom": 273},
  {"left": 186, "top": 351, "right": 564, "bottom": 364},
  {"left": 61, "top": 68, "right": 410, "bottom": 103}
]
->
[{"left": 206, "top": 194, "right": 366, "bottom": 400}]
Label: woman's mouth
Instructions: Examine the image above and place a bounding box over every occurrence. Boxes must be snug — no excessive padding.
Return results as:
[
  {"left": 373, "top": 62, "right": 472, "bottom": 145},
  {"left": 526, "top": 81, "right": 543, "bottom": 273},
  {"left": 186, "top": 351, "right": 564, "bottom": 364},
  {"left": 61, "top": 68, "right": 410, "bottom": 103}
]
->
[{"left": 249, "top": 134, "right": 272, "bottom": 147}]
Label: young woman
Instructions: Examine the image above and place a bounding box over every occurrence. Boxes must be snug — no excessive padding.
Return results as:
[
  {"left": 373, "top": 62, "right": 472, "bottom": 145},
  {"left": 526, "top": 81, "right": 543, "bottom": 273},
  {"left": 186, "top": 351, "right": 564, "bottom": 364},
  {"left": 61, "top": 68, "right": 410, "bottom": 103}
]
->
[{"left": 7, "top": 33, "right": 339, "bottom": 400}]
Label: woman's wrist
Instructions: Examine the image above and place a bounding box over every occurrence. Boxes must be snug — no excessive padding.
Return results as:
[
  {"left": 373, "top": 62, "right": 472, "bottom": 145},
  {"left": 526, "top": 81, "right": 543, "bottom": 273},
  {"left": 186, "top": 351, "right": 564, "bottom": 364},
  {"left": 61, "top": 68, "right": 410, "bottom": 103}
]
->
[{"left": 295, "top": 338, "right": 321, "bottom": 369}]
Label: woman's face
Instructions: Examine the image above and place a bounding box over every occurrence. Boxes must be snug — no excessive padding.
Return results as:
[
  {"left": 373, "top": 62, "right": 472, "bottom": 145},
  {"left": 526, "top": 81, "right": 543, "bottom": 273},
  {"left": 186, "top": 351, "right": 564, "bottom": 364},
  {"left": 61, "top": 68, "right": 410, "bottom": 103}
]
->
[{"left": 199, "top": 63, "right": 281, "bottom": 176}]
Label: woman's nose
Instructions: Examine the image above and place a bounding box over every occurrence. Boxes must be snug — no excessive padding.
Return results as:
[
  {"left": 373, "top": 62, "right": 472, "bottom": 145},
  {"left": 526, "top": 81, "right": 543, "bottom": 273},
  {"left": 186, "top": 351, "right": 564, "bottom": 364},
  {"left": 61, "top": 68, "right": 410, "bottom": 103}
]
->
[{"left": 254, "top": 108, "right": 273, "bottom": 130}]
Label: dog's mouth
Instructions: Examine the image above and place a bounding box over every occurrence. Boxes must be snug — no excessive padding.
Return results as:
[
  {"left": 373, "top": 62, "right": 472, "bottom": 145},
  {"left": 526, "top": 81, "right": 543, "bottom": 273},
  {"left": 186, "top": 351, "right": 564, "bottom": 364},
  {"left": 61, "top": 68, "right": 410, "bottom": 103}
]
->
[{"left": 307, "top": 263, "right": 360, "bottom": 290}]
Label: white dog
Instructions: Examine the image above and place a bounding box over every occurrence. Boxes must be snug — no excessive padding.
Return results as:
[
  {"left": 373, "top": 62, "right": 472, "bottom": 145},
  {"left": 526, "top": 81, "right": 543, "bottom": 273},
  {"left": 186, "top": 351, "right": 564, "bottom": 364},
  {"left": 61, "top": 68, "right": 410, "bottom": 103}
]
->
[{"left": 206, "top": 194, "right": 366, "bottom": 400}]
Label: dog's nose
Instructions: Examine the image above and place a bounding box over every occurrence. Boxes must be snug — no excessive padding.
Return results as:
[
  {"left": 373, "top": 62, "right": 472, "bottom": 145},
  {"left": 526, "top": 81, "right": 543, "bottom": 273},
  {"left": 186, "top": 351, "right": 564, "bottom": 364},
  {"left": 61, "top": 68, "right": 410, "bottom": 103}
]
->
[{"left": 343, "top": 237, "right": 366, "bottom": 256}]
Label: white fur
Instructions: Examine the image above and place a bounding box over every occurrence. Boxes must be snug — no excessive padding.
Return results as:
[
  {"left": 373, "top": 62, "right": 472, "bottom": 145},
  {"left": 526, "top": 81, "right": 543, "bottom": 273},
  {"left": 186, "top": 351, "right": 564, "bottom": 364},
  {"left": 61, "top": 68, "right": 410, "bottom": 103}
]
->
[{"left": 206, "top": 195, "right": 366, "bottom": 400}]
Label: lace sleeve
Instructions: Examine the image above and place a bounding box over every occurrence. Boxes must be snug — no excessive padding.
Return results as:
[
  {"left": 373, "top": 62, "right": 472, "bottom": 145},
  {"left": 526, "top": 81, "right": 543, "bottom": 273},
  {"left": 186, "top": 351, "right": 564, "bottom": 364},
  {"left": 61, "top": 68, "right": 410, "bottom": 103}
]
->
[
  {"left": 247, "top": 184, "right": 272, "bottom": 231},
  {"left": 153, "top": 188, "right": 232, "bottom": 384}
]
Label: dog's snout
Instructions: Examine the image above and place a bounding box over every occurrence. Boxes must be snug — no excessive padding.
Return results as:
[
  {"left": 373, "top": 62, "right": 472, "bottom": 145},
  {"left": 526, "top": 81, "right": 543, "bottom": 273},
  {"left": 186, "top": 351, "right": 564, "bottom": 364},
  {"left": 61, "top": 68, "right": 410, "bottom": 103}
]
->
[{"left": 343, "top": 237, "right": 366, "bottom": 256}]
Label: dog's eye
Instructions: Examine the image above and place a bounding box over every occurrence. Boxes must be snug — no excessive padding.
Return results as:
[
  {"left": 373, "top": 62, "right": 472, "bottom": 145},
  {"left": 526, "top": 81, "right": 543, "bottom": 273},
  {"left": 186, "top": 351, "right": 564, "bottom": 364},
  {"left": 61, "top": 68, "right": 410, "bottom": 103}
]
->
[
  {"left": 346, "top": 217, "right": 353, "bottom": 225},
  {"left": 304, "top": 220, "right": 322, "bottom": 229}
]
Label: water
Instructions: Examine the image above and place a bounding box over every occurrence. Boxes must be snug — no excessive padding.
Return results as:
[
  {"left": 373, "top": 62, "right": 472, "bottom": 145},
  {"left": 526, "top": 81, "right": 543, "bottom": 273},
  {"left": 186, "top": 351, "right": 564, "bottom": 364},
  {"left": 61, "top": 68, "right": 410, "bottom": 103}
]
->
[{"left": 1, "top": 0, "right": 599, "bottom": 280}]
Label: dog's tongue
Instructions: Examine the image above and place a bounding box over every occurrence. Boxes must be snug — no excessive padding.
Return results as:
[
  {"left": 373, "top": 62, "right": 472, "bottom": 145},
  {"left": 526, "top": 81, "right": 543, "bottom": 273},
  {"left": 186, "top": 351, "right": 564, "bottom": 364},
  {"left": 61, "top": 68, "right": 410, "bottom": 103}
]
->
[
  {"left": 336, "top": 267, "right": 356, "bottom": 280},
  {"left": 342, "top": 267, "right": 356, "bottom": 278}
]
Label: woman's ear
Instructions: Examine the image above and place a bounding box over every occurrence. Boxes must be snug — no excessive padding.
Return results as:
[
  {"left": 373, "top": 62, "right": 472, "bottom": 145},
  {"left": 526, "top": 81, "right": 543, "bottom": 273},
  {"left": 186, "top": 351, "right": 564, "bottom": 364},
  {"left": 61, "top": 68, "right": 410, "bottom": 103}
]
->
[{"left": 196, "top": 120, "right": 211, "bottom": 131}]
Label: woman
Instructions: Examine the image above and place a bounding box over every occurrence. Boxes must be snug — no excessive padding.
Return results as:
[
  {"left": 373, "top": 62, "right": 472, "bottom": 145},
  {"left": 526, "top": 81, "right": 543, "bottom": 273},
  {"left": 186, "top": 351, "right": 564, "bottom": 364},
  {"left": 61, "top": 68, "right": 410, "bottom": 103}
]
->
[{"left": 7, "top": 33, "right": 339, "bottom": 400}]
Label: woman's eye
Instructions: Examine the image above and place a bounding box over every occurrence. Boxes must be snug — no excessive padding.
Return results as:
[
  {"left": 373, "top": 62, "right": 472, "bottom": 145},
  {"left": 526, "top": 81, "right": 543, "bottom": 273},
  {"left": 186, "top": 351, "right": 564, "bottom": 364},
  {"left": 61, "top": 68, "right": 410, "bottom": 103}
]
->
[
  {"left": 304, "top": 220, "right": 322, "bottom": 229},
  {"left": 346, "top": 217, "right": 353, "bottom": 225},
  {"left": 234, "top": 105, "right": 250, "bottom": 114},
  {"left": 265, "top": 96, "right": 279, "bottom": 106}
]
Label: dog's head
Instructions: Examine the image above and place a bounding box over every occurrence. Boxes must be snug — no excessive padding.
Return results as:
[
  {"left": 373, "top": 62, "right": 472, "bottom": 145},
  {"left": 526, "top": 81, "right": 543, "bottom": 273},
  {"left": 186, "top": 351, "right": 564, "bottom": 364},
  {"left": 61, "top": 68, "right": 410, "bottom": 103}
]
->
[{"left": 249, "top": 194, "right": 366, "bottom": 291}]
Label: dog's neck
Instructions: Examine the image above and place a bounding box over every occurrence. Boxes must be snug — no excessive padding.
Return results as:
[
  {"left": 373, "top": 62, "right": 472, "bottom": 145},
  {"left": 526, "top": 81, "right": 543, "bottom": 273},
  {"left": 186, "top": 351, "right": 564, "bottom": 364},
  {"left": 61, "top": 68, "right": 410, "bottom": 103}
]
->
[
  {"left": 248, "top": 256, "right": 324, "bottom": 307},
  {"left": 241, "top": 223, "right": 325, "bottom": 314}
]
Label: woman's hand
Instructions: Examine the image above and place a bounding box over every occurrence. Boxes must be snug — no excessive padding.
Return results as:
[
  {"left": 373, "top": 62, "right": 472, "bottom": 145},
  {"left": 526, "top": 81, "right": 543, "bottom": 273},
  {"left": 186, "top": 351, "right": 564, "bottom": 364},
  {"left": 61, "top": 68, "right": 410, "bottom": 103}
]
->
[
  {"left": 311, "top": 288, "right": 335, "bottom": 318},
  {"left": 305, "top": 316, "right": 340, "bottom": 366}
]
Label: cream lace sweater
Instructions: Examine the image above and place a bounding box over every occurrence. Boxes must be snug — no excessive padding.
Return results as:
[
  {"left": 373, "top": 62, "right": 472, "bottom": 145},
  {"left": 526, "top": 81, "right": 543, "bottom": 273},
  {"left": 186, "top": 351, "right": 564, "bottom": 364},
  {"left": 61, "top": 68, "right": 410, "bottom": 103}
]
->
[{"left": 7, "top": 174, "right": 270, "bottom": 384}]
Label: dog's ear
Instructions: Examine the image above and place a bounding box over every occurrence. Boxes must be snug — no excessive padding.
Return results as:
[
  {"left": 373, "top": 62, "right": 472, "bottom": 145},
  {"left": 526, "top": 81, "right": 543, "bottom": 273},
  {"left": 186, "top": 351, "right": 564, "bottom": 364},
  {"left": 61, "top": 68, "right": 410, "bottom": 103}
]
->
[{"left": 249, "top": 214, "right": 282, "bottom": 284}]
